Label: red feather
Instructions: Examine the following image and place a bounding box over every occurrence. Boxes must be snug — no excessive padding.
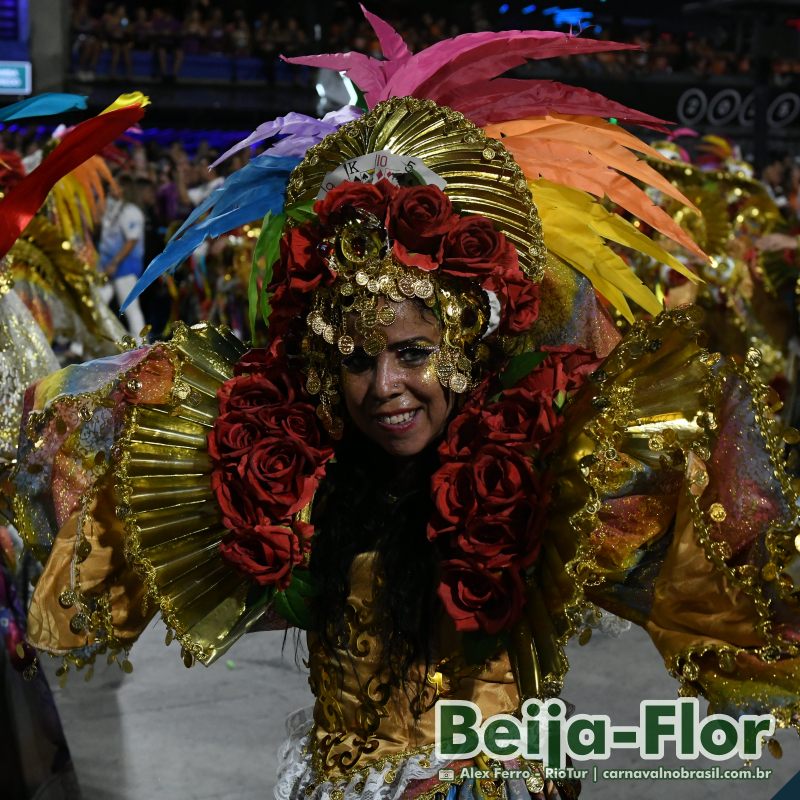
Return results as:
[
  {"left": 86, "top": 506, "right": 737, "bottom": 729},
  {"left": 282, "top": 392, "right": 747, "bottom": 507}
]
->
[{"left": 0, "top": 104, "right": 144, "bottom": 261}]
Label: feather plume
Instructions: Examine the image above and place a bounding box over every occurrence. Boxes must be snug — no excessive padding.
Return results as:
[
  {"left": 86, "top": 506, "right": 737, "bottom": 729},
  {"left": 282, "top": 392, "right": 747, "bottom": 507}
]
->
[
  {"left": 484, "top": 115, "right": 706, "bottom": 260},
  {"left": 440, "top": 79, "right": 668, "bottom": 129},
  {"left": 283, "top": 7, "right": 641, "bottom": 110},
  {"left": 122, "top": 155, "right": 301, "bottom": 311},
  {"left": 531, "top": 180, "right": 698, "bottom": 322},
  {"left": 210, "top": 107, "right": 361, "bottom": 169},
  {"left": 0, "top": 101, "right": 144, "bottom": 262},
  {"left": 0, "top": 93, "right": 88, "bottom": 122}
]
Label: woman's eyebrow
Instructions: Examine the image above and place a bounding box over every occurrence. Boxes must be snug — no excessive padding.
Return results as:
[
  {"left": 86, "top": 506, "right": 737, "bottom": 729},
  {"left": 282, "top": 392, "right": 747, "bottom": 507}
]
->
[{"left": 386, "top": 337, "right": 437, "bottom": 351}]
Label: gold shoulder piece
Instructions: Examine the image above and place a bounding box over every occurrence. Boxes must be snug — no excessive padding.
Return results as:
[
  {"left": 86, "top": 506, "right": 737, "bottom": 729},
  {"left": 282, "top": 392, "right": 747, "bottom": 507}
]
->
[{"left": 115, "top": 323, "right": 254, "bottom": 666}]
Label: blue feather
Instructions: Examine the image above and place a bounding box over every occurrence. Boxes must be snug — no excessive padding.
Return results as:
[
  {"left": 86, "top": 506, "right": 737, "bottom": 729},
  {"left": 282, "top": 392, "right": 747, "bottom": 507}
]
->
[
  {"left": 0, "top": 93, "right": 88, "bottom": 121},
  {"left": 122, "top": 154, "right": 301, "bottom": 310}
]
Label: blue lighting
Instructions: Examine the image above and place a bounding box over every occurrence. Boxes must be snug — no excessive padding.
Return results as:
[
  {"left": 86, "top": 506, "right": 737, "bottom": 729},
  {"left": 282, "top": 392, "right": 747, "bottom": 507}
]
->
[
  {"left": 542, "top": 6, "right": 594, "bottom": 27},
  {"left": 499, "top": 3, "right": 510, "bottom": 13},
  {"left": 522, "top": 4, "right": 537, "bottom": 13}
]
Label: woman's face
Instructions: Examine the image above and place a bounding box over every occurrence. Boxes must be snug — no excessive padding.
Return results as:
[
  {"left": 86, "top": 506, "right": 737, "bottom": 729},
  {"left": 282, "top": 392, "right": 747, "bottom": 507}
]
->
[{"left": 340, "top": 299, "right": 452, "bottom": 458}]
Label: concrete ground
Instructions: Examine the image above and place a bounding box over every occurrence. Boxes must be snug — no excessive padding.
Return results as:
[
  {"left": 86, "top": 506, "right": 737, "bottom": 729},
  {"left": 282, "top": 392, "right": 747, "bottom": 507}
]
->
[{"left": 44, "top": 621, "right": 798, "bottom": 800}]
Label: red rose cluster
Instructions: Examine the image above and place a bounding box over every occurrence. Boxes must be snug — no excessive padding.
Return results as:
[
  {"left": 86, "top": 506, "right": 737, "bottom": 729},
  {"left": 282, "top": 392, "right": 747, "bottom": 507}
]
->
[
  {"left": 429, "top": 346, "right": 603, "bottom": 634},
  {"left": 209, "top": 348, "right": 334, "bottom": 588},
  {"left": 267, "top": 180, "right": 540, "bottom": 337}
]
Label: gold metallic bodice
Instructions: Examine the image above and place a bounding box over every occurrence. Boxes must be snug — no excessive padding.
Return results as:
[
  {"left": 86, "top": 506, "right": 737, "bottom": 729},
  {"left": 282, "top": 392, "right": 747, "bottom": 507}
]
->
[{"left": 307, "top": 551, "right": 520, "bottom": 782}]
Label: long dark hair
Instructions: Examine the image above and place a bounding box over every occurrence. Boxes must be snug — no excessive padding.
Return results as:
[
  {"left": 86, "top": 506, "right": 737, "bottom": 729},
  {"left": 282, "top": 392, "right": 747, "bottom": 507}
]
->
[{"left": 308, "top": 427, "right": 441, "bottom": 696}]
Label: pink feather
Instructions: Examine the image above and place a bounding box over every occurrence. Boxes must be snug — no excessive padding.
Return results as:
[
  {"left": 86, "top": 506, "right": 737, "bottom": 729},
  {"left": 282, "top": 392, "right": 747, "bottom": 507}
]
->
[
  {"left": 284, "top": 8, "right": 644, "bottom": 114},
  {"left": 439, "top": 79, "right": 669, "bottom": 130},
  {"left": 359, "top": 4, "right": 411, "bottom": 64},
  {"left": 281, "top": 50, "right": 386, "bottom": 100},
  {"left": 384, "top": 31, "right": 640, "bottom": 103}
]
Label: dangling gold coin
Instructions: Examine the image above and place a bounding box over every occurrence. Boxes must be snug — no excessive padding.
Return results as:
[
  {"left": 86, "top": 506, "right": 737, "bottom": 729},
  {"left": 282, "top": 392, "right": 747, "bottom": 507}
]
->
[
  {"left": 76, "top": 538, "right": 92, "bottom": 562},
  {"left": 58, "top": 589, "right": 76, "bottom": 609},
  {"left": 708, "top": 502, "right": 727, "bottom": 522},
  {"left": 361, "top": 308, "right": 378, "bottom": 329},
  {"left": 449, "top": 372, "right": 468, "bottom": 393},
  {"left": 414, "top": 278, "right": 434, "bottom": 299},
  {"left": 364, "top": 330, "right": 386, "bottom": 356},
  {"left": 355, "top": 271, "right": 369, "bottom": 286},
  {"left": 69, "top": 613, "right": 88, "bottom": 635},
  {"left": 377, "top": 306, "right": 396, "bottom": 326},
  {"left": 306, "top": 370, "right": 322, "bottom": 395},
  {"left": 337, "top": 335, "right": 355, "bottom": 355},
  {"left": 436, "top": 358, "right": 455, "bottom": 381},
  {"left": 398, "top": 275, "right": 416, "bottom": 296}
]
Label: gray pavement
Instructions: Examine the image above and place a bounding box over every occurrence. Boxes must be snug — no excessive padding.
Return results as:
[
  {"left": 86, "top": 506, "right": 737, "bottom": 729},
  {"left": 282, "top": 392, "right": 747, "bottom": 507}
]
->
[{"left": 43, "top": 621, "right": 798, "bottom": 800}]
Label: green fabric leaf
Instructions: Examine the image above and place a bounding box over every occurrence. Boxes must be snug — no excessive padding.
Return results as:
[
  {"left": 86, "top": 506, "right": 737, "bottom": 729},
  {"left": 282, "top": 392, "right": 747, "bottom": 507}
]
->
[
  {"left": 249, "top": 210, "right": 287, "bottom": 338},
  {"left": 286, "top": 200, "right": 317, "bottom": 223},
  {"left": 498, "top": 351, "right": 548, "bottom": 389},
  {"left": 462, "top": 631, "right": 507, "bottom": 665},
  {"left": 270, "top": 568, "right": 318, "bottom": 629}
]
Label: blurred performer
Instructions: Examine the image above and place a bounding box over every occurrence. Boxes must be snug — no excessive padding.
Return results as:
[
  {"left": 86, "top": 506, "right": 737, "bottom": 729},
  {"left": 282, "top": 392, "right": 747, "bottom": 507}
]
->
[
  {"left": 633, "top": 136, "right": 796, "bottom": 392},
  {"left": 0, "top": 91, "right": 146, "bottom": 800},
  {"left": 98, "top": 173, "right": 147, "bottom": 337}
]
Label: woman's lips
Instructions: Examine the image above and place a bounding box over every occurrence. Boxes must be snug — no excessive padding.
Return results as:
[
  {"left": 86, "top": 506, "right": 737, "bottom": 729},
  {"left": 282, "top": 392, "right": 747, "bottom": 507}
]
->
[{"left": 375, "top": 408, "right": 420, "bottom": 433}]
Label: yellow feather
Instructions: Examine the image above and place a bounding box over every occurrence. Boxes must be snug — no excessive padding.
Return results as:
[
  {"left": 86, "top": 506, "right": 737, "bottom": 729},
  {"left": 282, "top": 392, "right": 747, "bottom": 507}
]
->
[{"left": 531, "top": 180, "right": 701, "bottom": 322}]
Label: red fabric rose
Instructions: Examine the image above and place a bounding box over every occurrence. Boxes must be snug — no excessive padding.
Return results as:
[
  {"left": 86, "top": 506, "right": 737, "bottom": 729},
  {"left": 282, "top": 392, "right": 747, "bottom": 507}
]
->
[
  {"left": 267, "top": 281, "right": 312, "bottom": 340},
  {"left": 234, "top": 346, "right": 281, "bottom": 376},
  {"left": 208, "top": 411, "right": 266, "bottom": 463},
  {"left": 440, "top": 216, "right": 518, "bottom": 280},
  {"left": 256, "top": 402, "right": 333, "bottom": 461},
  {"left": 498, "top": 274, "right": 540, "bottom": 334},
  {"left": 218, "top": 370, "right": 300, "bottom": 415},
  {"left": 509, "top": 346, "right": 601, "bottom": 402},
  {"left": 210, "top": 467, "right": 261, "bottom": 531},
  {"left": 314, "top": 179, "right": 397, "bottom": 228},
  {"left": 478, "top": 399, "right": 542, "bottom": 449},
  {"left": 388, "top": 185, "right": 458, "bottom": 269},
  {"left": 280, "top": 226, "right": 332, "bottom": 293},
  {"left": 437, "top": 560, "right": 526, "bottom": 634},
  {"left": 452, "top": 510, "right": 542, "bottom": 570},
  {"left": 219, "top": 522, "right": 304, "bottom": 588},
  {"left": 429, "top": 444, "right": 538, "bottom": 536},
  {"left": 239, "top": 437, "right": 324, "bottom": 519},
  {"left": 293, "top": 519, "right": 316, "bottom": 557}
]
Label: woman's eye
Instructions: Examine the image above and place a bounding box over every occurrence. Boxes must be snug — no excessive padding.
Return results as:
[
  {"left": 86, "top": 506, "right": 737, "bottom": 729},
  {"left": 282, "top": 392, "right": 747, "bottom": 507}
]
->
[
  {"left": 342, "top": 352, "right": 373, "bottom": 373},
  {"left": 398, "top": 347, "right": 435, "bottom": 365}
]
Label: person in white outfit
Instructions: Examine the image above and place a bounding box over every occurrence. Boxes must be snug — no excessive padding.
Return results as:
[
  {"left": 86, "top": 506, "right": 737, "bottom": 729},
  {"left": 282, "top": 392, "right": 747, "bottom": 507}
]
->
[{"left": 98, "top": 173, "right": 148, "bottom": 337}]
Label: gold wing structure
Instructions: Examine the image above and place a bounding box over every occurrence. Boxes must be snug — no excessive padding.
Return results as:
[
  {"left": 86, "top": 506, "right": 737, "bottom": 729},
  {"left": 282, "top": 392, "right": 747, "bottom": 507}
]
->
[
  {"left": 16, "top": 323, "right": 277, "bottom": 671},
  {"left": 513, "top": 308, "right": 800, "bottom": 728}
]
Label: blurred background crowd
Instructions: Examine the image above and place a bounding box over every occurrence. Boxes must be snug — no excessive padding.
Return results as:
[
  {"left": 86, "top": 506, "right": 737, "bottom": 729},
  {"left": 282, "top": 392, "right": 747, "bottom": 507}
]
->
[{"left": 66, "top": 0, "right": 796, "bottom": 83}]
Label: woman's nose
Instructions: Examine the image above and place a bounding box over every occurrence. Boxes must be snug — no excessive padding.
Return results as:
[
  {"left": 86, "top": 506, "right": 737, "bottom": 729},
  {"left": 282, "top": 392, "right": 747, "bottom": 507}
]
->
[{"left": 371, "top": 354, "right": 403, "bottom": 400}]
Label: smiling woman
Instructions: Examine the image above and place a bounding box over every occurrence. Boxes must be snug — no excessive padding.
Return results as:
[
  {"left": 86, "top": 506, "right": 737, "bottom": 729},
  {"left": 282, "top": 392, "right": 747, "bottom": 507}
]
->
[{"left": 340, "top": 299, "right": 453, "bottom": 458}]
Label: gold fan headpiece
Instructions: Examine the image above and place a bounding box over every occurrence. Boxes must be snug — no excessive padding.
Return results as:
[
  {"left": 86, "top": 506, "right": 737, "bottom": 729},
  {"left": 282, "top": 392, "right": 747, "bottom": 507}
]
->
[{"left": 280, "top": 97, "right": 545, "bottom": 435}]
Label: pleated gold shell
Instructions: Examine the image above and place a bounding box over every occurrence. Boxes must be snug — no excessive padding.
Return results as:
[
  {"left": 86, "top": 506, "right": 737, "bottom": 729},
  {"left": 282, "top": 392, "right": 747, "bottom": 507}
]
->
[
  {"left": 285, "top": 96, "right": 547, "bottom": 283},
  {"left": 115, "top": 322, "right": 255, "bottom": 666}
]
